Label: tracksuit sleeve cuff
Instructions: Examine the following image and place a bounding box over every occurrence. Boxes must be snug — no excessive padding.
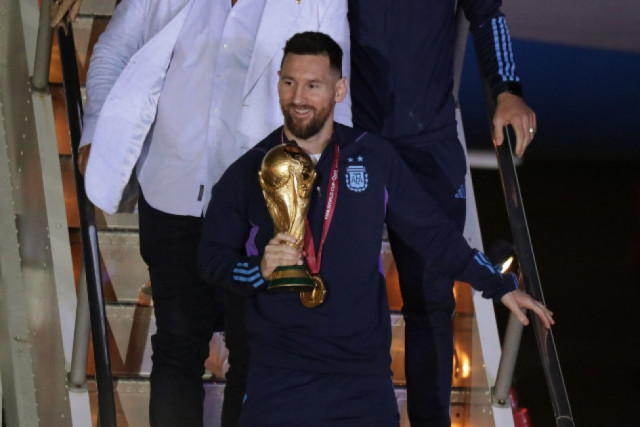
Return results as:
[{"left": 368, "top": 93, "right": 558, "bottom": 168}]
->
[
  {"left": 458, "top": 250, "right": 519, "bottom": 300},
  {"left": 231, "top": 256, "right": 268, "bottom": 294}
]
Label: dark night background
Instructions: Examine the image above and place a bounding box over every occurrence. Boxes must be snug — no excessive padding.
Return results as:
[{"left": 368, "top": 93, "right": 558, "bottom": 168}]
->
[{"left": 459, "top": 36, "right": 640, "bottom": 426}]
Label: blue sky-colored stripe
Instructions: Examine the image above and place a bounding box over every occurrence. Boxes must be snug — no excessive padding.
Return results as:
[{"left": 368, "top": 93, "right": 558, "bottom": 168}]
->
[
  {"left": 232, "top": 271, "right": 262, "bottom": 282},
  {"left": 474, "top": 252, "right": 497, "bottom": 274},
  {"left": 233, "top": 265, "right": 259, "bottom": 275},
  {"left": 492, "top": 18, "right": 506, "bottom": 81}
]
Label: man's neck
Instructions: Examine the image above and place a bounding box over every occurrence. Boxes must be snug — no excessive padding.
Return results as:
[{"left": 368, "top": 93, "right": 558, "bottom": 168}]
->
[{"left": 283, "top": 123, "right": 334, "bottom": 156}]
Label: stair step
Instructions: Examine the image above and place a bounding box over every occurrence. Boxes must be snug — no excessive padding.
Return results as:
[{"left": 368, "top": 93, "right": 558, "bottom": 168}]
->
[
  {"left": 86, "top": 379, "right": 227, "bottom": 427},
  {"left": 99, "top": 304, "right": 228, "bottom": 380},
  {"left": 100, "top": 305, "right": 406, "bottom": 384},
  {"left": 105, "top": 304, "right": 155, "bottom": 377},
  {"left": 87, "top": 379, "right": 412, "bottom": 427},
  {"left": 98, "top": 230, "right": 148, "bottom": 303},
  {"left": 79, "top": 0, "right": 117, "bottom": 17}
]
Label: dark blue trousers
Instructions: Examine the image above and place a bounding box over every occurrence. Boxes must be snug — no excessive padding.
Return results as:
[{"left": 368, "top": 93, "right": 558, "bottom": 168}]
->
[
  {"left": 240, "top": 366, "right": 399, "bottom": 426},
  {"left": 138, "top": 192, "right": 224, "bottom": 427},
  {"left": 387, "top": 139, "right": 467, "bottom": 427}
]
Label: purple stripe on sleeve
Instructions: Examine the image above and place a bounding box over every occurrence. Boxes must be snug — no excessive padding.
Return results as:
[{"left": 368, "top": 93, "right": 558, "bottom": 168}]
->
[
  {"left": 245, "top": 223, "right": 259, "bottom": 256},
  {"left": 384, "top": 187, "right": 389, "bottom": 216}
]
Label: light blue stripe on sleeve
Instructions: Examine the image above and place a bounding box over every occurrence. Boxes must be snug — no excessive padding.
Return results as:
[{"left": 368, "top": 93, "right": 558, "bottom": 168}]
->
[
  {"left": 493, "top": 17, "right": 520, "bottom": 82},
  {"left": 474, "top": 252, "right": 498, "bottom": 274},
  {"left": 492, "top": 18, "right": 506, "bottom": 81},
  {"left": 233, "top": 265, "right": 259, "bottom": 275}
]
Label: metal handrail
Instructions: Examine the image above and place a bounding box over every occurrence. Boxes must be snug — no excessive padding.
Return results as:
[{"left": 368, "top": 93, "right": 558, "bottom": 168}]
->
[
  {"left": 56, "top": 23, "right": 118, "bottom": 427},
  {"left": 32, "top": 0, "right": 53, "bottom": 92},
  {"left": 488, "top": 124, "right": 574, "bottom": 426},
  {"left": 471, "top": 37, "right": 576, "bottom": 427},
  {"left": 68, "top": 262, "right": 91, "bottom": 389},
  {"left": 451, "top": 3, "right": 574, "bottom": 425}
]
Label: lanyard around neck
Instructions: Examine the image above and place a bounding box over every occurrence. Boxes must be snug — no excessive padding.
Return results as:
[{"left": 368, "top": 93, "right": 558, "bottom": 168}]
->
[{"left": 304, "top": 143, "right": 340, "bottom": 275}]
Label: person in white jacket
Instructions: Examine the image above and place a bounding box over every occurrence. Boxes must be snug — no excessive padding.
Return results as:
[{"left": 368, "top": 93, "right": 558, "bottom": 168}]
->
[{"left": 80, "top": 1, "right": 351, "bottom": 425}]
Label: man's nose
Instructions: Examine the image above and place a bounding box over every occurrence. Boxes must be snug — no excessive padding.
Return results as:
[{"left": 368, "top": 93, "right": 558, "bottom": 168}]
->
[{"left": 292, "top": 85, "right": 306, "bottom": 104}]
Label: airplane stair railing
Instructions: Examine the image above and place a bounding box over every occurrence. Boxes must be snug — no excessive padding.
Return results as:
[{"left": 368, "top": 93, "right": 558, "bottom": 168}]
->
[
  {"left": 484, "top": 121, "right": 575, "bottom": 427},
  {"left": 55, "top": 20, "right": 118, "bottom": 427},
  {"left": 452, "top": 6, "right": 574, "bottom": 425},
  {"left": 467, "top": 20, "right": 575, "bottom": 427}
]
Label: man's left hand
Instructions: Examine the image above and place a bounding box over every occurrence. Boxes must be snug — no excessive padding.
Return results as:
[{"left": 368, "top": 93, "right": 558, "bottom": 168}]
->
[
  {"left": 493, "top": 92, "right": 537, "bottom": 158},
  {"left": 500, "top": 289, "right": 555, "bottom": 329}
]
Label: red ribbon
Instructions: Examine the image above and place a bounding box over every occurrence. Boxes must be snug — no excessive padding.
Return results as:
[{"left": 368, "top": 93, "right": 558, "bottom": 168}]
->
[{"left": 304, "top": 143, "right": 340, "bottom": 275}]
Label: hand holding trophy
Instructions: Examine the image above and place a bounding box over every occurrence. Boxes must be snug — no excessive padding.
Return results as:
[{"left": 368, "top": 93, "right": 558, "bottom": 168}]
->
[{"left": 259, "top": 142, "right": 319, "bottom": 295}]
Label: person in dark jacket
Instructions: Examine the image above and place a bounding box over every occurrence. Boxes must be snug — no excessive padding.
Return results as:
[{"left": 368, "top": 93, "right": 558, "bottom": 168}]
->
[
  {"left": 348, "top": 1, "right": 538, "bottom": 424},
  {"left": 199, "top": 31, "right": 553, "bottom": 426}
]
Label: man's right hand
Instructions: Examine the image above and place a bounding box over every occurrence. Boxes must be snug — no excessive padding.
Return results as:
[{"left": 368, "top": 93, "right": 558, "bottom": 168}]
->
[
  {"left": 78, "top": 144, "right": 91, "bottom": 176},
  {"left": 260, "top": 232, "right": 303, "bottom": 280},
  {"left": 50, "top": 0, "right": 83, "bottom": 28}
]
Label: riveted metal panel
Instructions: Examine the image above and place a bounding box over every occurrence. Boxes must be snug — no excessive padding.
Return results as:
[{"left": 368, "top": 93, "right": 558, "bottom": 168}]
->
[
  {"left": 0, "top": 0, "right": 81, "bottom": 425},
  {"left": 78, "top": 0, "right": 116, "bottom": 17},
  {"left": 0, "top": 1, "right": 40, "bottom": 423}
]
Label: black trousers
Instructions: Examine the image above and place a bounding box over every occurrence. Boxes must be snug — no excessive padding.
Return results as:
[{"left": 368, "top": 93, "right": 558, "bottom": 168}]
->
[
  {"left": 138, "top": 192, "right": 224, "bottom": 427},
  {"left": 220, "top": 292, "right": 250, "bottom": 427},
  {"left": 389, "top": 138, "right": 467, "bottom": 427}
]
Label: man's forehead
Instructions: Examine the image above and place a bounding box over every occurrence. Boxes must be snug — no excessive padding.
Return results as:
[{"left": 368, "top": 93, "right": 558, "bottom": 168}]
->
[
  {"left": 282, "top": 53, "right": 330, "bottom": 69},
  {"left": 280, "top": 54, "right": 338, "bottom": 79}
]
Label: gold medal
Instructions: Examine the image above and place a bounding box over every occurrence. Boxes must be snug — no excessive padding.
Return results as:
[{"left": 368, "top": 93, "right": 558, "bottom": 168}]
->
[{"left": 300, "top": 275, "right": 327, "bottom": 308}]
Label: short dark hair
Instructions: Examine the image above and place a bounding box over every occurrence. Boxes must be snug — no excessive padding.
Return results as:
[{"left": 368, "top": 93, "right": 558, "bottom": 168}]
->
[{"left": 282, "top": 32, "right": 343, "bottom": 77}]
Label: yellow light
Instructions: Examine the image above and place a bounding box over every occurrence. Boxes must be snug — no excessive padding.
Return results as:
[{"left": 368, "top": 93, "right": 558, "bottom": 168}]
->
[
  {"left": 455, "top": 351, "right": 471, "bottom": 379},
  {"left": 501, "top": 255, "right": 514, "bottom": 273},
  {"left": 461, "top": 359, "right": 470, "bottom": 378}
]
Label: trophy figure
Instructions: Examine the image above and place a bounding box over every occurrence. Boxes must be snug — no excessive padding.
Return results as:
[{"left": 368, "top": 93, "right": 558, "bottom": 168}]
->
[{"left": 259, "top": 142, "right": 317, "bottom": 292}]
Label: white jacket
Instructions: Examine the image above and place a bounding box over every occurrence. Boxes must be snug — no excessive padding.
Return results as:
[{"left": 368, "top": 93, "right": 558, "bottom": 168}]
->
[{"left": 82, "top": 0, "right": 351, "bottom": 214}]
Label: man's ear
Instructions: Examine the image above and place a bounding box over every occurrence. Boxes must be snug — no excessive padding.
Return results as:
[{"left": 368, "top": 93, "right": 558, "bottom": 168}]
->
[{"left": 335, "top": 77, "right": 348, "bottom": 103}]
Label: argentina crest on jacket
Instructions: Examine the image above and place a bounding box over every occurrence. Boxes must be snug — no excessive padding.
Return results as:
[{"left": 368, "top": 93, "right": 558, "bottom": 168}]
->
[{"left": 345, "top": 156, "right": 368, "bottom": 192}]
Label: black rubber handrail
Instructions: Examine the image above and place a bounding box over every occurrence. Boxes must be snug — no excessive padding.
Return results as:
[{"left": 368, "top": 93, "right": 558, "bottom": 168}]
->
[{"left": 56, "top": 24, "right": 118, "bottom": 427}]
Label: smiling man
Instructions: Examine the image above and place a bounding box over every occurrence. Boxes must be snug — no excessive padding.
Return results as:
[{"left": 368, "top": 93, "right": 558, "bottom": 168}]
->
[
  {"left": 277, "top": 38, "right": 347, "bottom": 154},
  {"left": 198, "top": 32, "right": 553, "bottom": 426}
]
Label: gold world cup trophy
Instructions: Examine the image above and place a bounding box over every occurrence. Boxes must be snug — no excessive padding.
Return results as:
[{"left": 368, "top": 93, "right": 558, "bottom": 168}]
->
[{"left": 259, "top": 142, "right": 318, "bottom": 294}]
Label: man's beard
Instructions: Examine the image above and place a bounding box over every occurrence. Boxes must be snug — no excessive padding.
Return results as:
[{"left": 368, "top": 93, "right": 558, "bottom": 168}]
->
[{"left": 281, "top": 102, "right": 331, "bottom": 140}]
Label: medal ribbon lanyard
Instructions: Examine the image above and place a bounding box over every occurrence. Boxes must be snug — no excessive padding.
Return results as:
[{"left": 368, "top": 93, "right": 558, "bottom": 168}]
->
[{"left": 304, "top": 143, "right": 340, "bottom": 275}]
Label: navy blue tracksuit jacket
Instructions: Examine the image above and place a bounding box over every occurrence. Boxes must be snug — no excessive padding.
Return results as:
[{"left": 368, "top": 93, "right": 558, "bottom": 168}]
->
[
  {"left": 348, "top": 0, "right": 520, "bottom": 145},
  {"left": 199, "top": 123, "right": 516, "bottom": 378}
]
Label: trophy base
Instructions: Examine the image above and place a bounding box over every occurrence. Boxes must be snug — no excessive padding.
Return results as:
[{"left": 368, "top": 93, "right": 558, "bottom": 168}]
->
[{"left": 268, "top": 265, "right": 316, "bottom": 292}]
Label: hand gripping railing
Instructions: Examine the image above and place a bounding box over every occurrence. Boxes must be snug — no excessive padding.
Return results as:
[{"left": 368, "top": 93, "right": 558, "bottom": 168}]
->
[
  {"left": 486, "top": 125, "right": 575, "bottom": 427},
  {"left": 451, "top": 6, "right": 574, "bottom": 426},
  {"left": 454, "top": 7, "right": 574, "bottom": 427},
  {"left": 55, "top": 22, "right": 118, "bottom": 427}
]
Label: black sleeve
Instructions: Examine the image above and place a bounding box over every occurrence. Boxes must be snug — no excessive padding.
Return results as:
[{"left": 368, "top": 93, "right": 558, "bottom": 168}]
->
[
  {"left": 198, "top": 160, "right": 267, "bottom": 296},
  {"left": 461, "top": 0, "right": 524, "bottom": 101}
]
